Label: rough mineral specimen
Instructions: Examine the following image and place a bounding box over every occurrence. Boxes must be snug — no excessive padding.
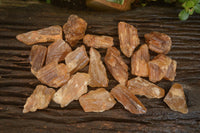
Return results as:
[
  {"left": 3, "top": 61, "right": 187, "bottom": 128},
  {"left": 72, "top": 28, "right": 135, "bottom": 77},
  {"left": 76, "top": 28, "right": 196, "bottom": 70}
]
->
[
  {"left": 144, "top": 31, "right": 172, "bottom": 54},
  {"left": 164, "top": 60, "right": 177, "bottom": 81},
  {"left": 89, "top": 48, "right": 109, "bottom": 87},
  {"left": 79, "top": 88, "right": 116, "bottom": 112},
  {"left": 131, "top": 44, "right": 150, "bottom": 77},
  {"left": 29, "top": 45, "right": 47, "bottom": 72},
  {"left": 148, "top": 54, "right": 172, "bottom": 83},
  {"left": 23, "top": 85, "right": 55, "bottom": 113},
  {"left": 127, "top": 77, "right": 165, "bottom": 98},
  {"left": 34, "top": 61, "right": 70, "bottom": 88},
  {"left": 63, "top": 15, "right": 87, "bottom": 47},
  {"left": 118, "top": 22, "right": 140, "bottom": 57},
  {"left": 53, "top": 73, "right": 90, "bottom": 108},
  {"left": 104, "top": 47, "right": 128, "bottom": 85},
  {"left": 164, "top": 83, "right": 188, "bottom": 114},
  {"left": 46, "top": 39, "right": 72, "bottom": 65},
  {"left": 16, "top": 25, "right": 62, "bottom": 45},
  {"left": 65, "top": 45, "right": 89, "bottom": 74},
  {"left": 83, "top": 34, "right": 114, "bottom": 48},
  {"left": 111, "top": 84, "right": 147, "bottom": 114}
]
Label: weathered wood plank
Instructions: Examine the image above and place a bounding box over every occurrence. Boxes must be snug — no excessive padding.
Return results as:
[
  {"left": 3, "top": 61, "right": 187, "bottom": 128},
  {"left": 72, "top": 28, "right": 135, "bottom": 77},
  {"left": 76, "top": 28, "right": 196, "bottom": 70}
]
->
[{"left": 0, "top": 0, "right": 200, "bottom": 132}]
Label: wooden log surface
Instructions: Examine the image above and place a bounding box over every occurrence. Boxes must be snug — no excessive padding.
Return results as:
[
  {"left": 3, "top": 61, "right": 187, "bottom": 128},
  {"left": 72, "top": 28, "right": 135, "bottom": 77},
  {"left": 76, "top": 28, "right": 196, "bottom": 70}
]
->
[{"left": 0, "top": 0, "right": 200, "bottom": 132}]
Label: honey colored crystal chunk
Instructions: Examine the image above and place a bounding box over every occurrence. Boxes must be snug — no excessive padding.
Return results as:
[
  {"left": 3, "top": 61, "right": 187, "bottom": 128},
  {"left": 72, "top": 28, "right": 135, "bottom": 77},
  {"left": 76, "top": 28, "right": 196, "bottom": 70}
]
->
[
  {"left": 164, "top": 60, "right": 177, "bottom": 81},
  {"left": 148, "top": 54, "right": 172, "bottom": 83},
  {"left": 104, "top": 47, "right": 128, "bottom": 85},
  {"left": 79, "top": 88, "right": 116, "bottom": 112},
  {"left": 83, "top": 34, "right": 114, "bottom": 48},
  {"left": 89, "top": 48, "right": 109, "bottom": 87},
  {"left": 46, "top": 39, "right": 72, "bottom": 65},
  {"left": 16, "top": 25, "right": 62, "bottom": 45},
  {"left": 164, "top": 83, "right": 188, "bottom": 114},
  {"left": 53, "top": 73, "right": 90, "bottom": 108},
  {"left": 144, "top": 31, "right": 172, "bottom": 54},
  {"left": 29, "top": 45, "right": 47, "bottom": 72},
  {"left": 63, "top": 15, "right": 87, "bottom": 47},
  {"left": 34, "top": 61, "right": 70, "bottom": 88},
  {"left": 65, "top": 45, "right": 89, "bottom": 74},
  {"left": 118, "top": 22, "right": 140, "bottom": 57},
  {"left": 127, "top": 77, "right": 165, "bottom": 98},
  {"left": 23, "top": 85, "right": 55, "bottom": 113},
  {"left": 111, "top": 84, "right": 147, "bottom": 114},
  {"left": 131, "top": 44, "right": 150, "bottom": 77}
]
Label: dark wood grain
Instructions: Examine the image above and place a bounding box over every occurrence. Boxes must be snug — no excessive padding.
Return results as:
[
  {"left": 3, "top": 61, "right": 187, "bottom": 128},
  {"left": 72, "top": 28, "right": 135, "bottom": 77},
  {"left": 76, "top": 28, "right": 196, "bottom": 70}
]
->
[{"left": 0, "top": 0, "right": 200, "bottom": 132}]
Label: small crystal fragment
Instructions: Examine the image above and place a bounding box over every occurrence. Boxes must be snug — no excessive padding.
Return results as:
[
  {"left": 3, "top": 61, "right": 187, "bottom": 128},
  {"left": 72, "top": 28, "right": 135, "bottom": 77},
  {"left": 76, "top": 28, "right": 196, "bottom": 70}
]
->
[
  {"left": 104, "top": 47, "right": 128, "bottom": 85},
  {"left": 164, "top": 83, "right": 188, "bottom": 114},
  {"left": 148, "top": 54, "right": 172, "bottom": 83},
  {"left": 63, "top": 15, "right": 87, "bottom": 47},
  {"left": 46, "top": 39, "right": 72, "bottom": 65},
  {"left": 29, "top": 45, "right": 47, "bottom": 72},
  {"left": 89, "top": 48, "right": 109, "bottom": 87},
  {"left": 16, "top": 25, "right": 62, "bottom": 45},
  {"left": 79, "top": 88, "right": 116, "bottom": 112},
  {"left": 65, "top": 45, "right": 89, "bottom": 74},
  {"left": 23, "top": 85, "right": 55, "bottom": 113},
  {"left": 53, "top": 73, "right": 90, "bottom": 108},
  {"left": 111, "top": 84, "right": 147, "bottom": 114},
  {"left": 34, "top": 61, "right": 70, "bottom": 88},
  {"left": 164, "top": 60, "right": 177, "bottom": 81},
  {"left": 127, "top": 77, "right": 165, "bottom": 98},
  {"left": 144, "top": 32, "right": 172, "bottom": 54},
  {"left": 83, "top": 34, "right": 114, "bottom": 48},
  {"left": 118, "top": 22, "right": 140, "bottom": 57},
  {"left": 131, "top": 44, "right": 150, "bottom": 77}
]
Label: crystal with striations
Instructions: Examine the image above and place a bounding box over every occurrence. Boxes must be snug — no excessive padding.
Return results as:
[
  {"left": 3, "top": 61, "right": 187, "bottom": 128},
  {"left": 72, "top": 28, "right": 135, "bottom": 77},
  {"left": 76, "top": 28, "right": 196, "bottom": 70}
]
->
[
  {"left": 53, "top": 73, "right": 90, "bottom": 108},
  {"left": 144, "top": 31, "right": 172, "bottom": 54},
  {"left": 23, "top": 85, "right": 55, "bottom": 113},
  {"left": 111, "top": 84, "right": 147, "bottom": 114},
  {"left": 33, "top": 61, "right": 70, "bottom": 88},
  {"left": 46, "top": 39, "right": 72, "bottom": 65},
  {"left": 83, "top": 34, "right": 114, "bottom": 48},
  {"left": 164, "top": 60, "right": 177, "bottom": 81},
  {"left": 29, "top": 45, "right": 47, "bottom": 72},
  {"left": 131, "top": 44, "right": 150, "bottom": 77},
  {"left": 79, "top": 88, "right": 116, "bottom": 112},
  {"left": 148, "top": 54, "right": 172, "bottom": 83},
  {"left": 65, "top": 45, "right": 89, "bottom": 74},
  {"left": 89, "top": 48, "right": 109, "bottom": 87},
  {"left": 118, "top": 22, "right": 140, "bottom": 57},
  {"left": 16, "top": 25, "right": 62, "bottom": 45},
  {"left": 127, "top": 77, "right": 165, "bottom": 99},
  {"left": 104, "top": 47, "right": 128, "bottom": 85},
  {"left": 164, "top": 83, "right": 188, "bottom": 114}
]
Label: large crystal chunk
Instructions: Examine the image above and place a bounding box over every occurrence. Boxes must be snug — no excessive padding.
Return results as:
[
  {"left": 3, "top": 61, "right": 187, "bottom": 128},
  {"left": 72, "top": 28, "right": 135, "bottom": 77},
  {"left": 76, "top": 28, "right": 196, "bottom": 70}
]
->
[
  {"left": 23, "top": 85, "right": 55, "bottom": 113},
  {"left": 118, "top": 22, "right": 140, "bottom": 57},
  {"left": 104, "top": 47, "right": 128, "bottom": 85},
  {"left": 16, "top": 25, "right": 62, "bottom": 45},
  {"left": 53, "top": 73, "right": 90, "bottom": 107},
  {"left": 79, "top": 88, "right": 116, "bottom": 112},
  {"left": 89, "top": 48, "right": 109, "bottom": 87},
  {"left": 164, "top": 83, "right": 188, "bottom": 114}
]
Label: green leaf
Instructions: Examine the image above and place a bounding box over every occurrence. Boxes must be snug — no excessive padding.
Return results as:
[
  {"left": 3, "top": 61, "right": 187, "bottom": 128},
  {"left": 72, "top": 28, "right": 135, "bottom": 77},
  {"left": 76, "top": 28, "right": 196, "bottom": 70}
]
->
[
  {"left": 179, "top": 9, "right": 189, "bottom": 20},
  {"left": 106, "top": 0, "right": 124, "bottom": 5},
  {"left": 189, "top": 7, "right": 195, "bottom": 15},
  {"left": 184, "top": 1, "right": 195, "bottom": 8},
  {"left": 194, "top": 4, "right": 200, "bottom": 13},
  {"left": 192, "top": 0, "right": 200, "bottom": 4}
]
